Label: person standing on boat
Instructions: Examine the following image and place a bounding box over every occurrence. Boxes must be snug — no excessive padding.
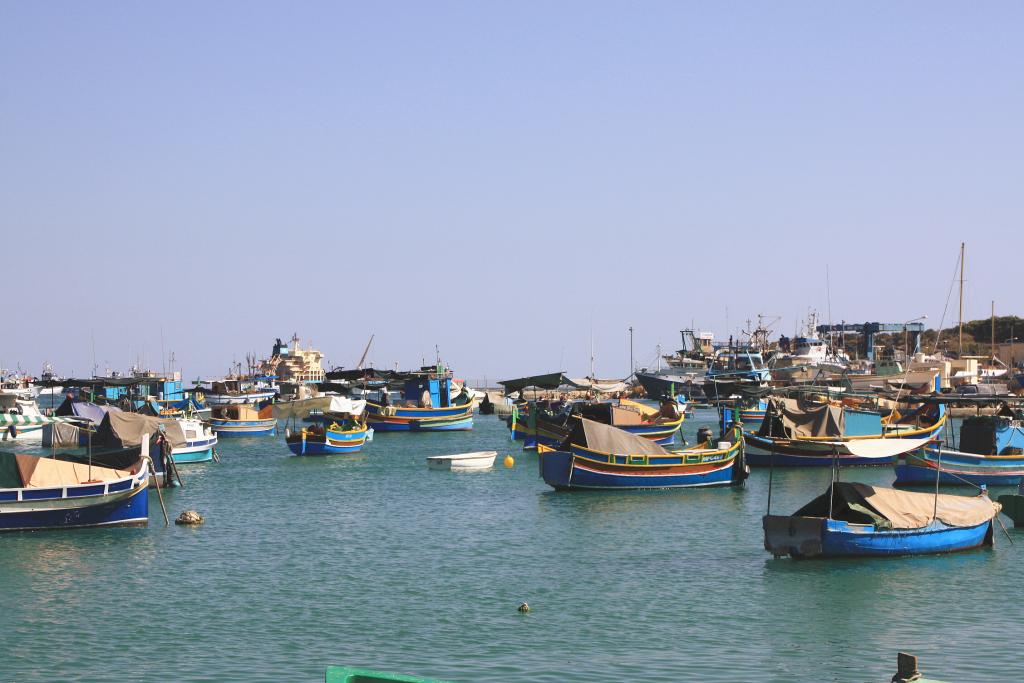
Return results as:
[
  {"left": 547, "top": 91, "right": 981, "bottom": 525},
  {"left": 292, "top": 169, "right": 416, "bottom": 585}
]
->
[{"left": 379, "top": 384, "right": 390, "bottom": 406}]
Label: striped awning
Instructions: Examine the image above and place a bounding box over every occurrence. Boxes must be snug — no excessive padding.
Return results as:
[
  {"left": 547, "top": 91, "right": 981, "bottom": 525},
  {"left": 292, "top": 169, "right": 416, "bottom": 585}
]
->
[{"left": 0, "top": 414, "right": 86, "bottom": 426}]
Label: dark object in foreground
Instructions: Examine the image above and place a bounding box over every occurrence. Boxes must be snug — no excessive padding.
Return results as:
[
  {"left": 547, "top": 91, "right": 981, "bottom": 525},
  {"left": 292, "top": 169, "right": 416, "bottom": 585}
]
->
[
  {"left": 325, "top": 667, "right": 452, "bottom": 682},
  {"left": 891, "top": 651, "right": 947, "bottom": 682}
]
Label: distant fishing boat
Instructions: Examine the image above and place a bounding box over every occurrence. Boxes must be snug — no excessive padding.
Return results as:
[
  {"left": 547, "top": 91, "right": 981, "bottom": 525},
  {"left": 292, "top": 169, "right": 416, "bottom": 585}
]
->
[
  {"left": 0, "top": 372, "right": 37, "bottom": 400},
  {"left": 365, "top": 370, "right": 474, "bottom": 432},
  {"left": 209, "top": 404, "right": 277, "bottom": 436},
  {"left": 763, "top": 482, "right": 1000, "bottom": 558},
  {"left": 744, "top": 394, "right": 945, "bottom": 467},
  {"left": 539, "top": 418, "right": 747, "bottom": 490},
  {"left": 895, "top": 410, "right": 1024, "bottom": 486},
  {"left": 703, "top": 346, "right": 772, "bottom": 401},
  {"left": 634, "top": 371, "right": 705, "bottom": 401},
  {"left": 426, "top": 450, "right": 497, "bottom": 471},
  {"left": 0, "top": 452, "right": 149, "bottom": 531},
  {"left": 201, "top": 378, "right": 276, "bottom": 406}
]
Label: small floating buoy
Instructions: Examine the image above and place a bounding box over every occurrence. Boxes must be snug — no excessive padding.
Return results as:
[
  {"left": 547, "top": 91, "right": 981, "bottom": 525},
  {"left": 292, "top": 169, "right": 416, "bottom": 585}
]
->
[
  {"left": 175, "top": 510, "right": 204, "bottom": 525},
  {"left": 504, "top": 455, "right": 515, "bottom": 468},
  {"left": 518, "top": 602, "right": 530, "bottom": 613}
]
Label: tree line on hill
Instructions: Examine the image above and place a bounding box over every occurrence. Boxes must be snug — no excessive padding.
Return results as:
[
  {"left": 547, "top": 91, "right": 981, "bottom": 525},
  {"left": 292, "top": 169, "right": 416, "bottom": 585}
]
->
[{"left": 827, "top": 316, "right": 1024, "bottom": 359}]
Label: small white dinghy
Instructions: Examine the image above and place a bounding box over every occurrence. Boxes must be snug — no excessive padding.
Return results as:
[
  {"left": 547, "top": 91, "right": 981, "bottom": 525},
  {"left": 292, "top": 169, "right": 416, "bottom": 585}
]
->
[{"left": 426, "top": 450, "right": 497, "bottom": 471}]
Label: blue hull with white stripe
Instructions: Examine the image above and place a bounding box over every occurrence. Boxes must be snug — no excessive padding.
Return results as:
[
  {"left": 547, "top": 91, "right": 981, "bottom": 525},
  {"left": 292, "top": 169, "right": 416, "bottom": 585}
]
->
[
  {"left": 764, "top": 515, "right": 994, "bottom": 558},
  {"left": 0, "top": 460, "right": 150, "bottom": 531},
  {"left": 210, "top": 420, "right": 277, "bottom": 437}
]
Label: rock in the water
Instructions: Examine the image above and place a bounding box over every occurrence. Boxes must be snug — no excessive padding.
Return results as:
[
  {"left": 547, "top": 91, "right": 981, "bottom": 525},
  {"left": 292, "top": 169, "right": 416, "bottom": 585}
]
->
[{"left": 175, "top": 510, "right": 204, "bottom": 525}]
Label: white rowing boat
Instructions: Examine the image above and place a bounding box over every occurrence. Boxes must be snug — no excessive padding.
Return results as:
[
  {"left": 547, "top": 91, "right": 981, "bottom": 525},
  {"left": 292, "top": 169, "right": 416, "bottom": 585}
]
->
[{"left": 426, "top": 450, "right": 497, "bottom": 471}]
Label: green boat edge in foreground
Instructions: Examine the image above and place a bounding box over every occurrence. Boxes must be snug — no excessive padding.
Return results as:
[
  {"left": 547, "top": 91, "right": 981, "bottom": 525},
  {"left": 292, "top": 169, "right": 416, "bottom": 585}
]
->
[{"left": 326, "top": 666, "right": 453, "bottom": 683}]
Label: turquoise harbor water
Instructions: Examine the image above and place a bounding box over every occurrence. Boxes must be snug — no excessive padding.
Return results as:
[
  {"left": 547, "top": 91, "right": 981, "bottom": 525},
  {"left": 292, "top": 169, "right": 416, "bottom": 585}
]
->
[{"left": 2, "top": 411, "right": 1022, "bottom": 682}]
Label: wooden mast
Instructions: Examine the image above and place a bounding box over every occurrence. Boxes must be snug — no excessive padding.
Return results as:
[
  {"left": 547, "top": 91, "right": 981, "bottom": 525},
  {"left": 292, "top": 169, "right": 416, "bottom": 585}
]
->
[{"left": 958, "top": 242, "right": 965, "bottom": 355}]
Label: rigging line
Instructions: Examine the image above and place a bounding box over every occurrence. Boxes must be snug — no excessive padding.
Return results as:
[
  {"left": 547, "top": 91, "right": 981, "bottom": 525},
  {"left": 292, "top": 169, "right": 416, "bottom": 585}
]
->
[{"left": 895, "top": 249, "right": 961, "bottom": 406}]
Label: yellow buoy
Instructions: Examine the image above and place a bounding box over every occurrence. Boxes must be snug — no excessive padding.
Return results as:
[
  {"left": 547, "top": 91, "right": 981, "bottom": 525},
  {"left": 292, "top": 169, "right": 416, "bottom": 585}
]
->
[{"left": 504, "top": 454, "right": 515, "bottom": 468}]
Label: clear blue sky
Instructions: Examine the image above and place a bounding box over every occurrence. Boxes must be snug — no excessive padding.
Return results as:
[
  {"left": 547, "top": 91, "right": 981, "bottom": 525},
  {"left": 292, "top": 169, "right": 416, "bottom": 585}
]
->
[{"left": 2, "top": 2, "right": 1021, "bottom": 382}]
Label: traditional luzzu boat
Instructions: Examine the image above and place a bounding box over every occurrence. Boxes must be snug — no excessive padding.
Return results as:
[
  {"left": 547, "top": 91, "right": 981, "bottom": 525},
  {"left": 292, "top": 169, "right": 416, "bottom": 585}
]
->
[
  {"left": 277, "top": 395, "right": 370, "bottom": 455},
  {"left": 364, "top": 370, "right": 474, "bottom": 432},
  {"left": 209, "top": 403, "right": 277, "bottom": 436},
  {"left": 510, "top": 397, "right": 685, "bottom": 450},
  {"left": 763, "top": 482, "right": 1000, "bottom": 558},
  {"left": 895, "top": 406, "right": 1024, "bottom": 487},
  {"left": 538, "top": 418, "right": 747, "bottom": 490},
  {"left": 286, "top": 421, "right": 369, "bottom": 455},
  {"left": 743, "top": 395, "right": 945, "bottom": 467},
  {"left": 0, "top": 450, "right": 150, "bottom": 531}
]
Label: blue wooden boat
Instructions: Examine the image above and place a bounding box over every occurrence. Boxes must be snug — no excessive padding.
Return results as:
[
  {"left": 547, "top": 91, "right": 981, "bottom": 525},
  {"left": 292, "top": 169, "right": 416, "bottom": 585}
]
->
[
  {"left": 0, "top": 452, "right": 149, "bottom": 531},
  {"left": 744, "top": 396, "right": 946, "bottom": 467},
  {"left": 509, "top": 397, "right": 685, "bottom": 450},
  {"left": 538, "top": 418, "right": 746, "bottom": 490},
  {"left": 286, "top": 421, "right": 369, "bottom": 455},
  {"left": 719, "top": 398, "right": 768, "bottom": 430},
  {"left": 763, "top": 482, "right": 999, "bottom": 558},
  {"left": 209, "top": 403, "right": 277, "bottom": 437},
  {"left": 169, "top": 417, "right": 218, "bottom": 463},
  {"left": 895, "top": 414, "right": 1024, "bottom": 486},
  {"left": 365, "top": 372, "right": 474, "bottom": 432}
]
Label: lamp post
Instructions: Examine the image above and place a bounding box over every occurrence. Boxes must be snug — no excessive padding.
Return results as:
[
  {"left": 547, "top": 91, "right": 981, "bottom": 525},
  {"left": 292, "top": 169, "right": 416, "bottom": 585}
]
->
[{"left": 628, "top": 326, "right": 634, "bottom": 380}]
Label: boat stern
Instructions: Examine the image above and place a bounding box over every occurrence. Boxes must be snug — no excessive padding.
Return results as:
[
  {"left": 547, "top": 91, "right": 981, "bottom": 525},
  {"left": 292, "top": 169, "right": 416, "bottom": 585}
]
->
[{"left": 762, "top": 515, "right": 825, "bottom": 558}]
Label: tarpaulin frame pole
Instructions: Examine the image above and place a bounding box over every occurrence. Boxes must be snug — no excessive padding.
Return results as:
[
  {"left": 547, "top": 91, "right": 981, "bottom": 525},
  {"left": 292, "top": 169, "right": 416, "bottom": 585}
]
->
[{"left": 828, "top": 443, "right": 838, "bottom": 520}]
